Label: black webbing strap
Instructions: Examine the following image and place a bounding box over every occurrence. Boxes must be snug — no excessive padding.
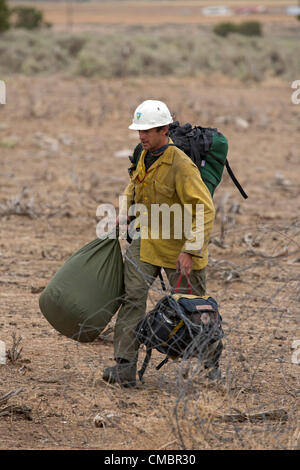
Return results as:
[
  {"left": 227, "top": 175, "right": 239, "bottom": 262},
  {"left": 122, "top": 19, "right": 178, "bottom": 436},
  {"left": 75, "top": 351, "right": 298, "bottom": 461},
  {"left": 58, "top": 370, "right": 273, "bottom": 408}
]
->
[
  {"left": 189, "top": 136, "right": 201, "bottom": 167},
  {"left": 225, "top": 160, "right": 248, "bottom": 199},
  {"left": 138, "top": 350, "right": 170, "bottom": 383},
  {"left": 156, "top": 356, "right": 169, "bottom": 370},
  {"left": 138, "top": 347, "right": 152, "bottom": 383},
  {"left": 201, "top": 129, "right": 212, "bottom": 153},
  {"left": 158, "top": 269, "right": 166, "bottom": 291},
  {"left": 207, "top": 152, "right": 248, "bottom": 199}
]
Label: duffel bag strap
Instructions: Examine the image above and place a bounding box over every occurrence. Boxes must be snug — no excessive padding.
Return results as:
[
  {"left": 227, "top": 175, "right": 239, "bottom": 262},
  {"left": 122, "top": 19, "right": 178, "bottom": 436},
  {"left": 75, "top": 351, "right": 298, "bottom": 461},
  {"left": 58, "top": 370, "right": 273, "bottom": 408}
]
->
[{"left": 174, "top": 273, "right": 193, "bottom": 295}]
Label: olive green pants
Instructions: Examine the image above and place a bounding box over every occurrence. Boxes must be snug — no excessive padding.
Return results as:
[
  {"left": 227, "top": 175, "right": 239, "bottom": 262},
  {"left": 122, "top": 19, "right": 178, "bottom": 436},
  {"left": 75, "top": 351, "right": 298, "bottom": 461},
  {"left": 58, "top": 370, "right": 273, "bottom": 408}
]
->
[{"left": 114, "top": 238, "right": 206, "bottom": 362}]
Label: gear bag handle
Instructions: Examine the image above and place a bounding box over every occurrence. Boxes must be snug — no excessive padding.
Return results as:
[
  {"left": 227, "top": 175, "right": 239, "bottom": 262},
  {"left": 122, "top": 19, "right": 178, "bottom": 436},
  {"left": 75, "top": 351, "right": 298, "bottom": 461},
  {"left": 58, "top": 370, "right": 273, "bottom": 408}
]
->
[{"left": 174, "top": 273, "right": 193, "bottom": 295}]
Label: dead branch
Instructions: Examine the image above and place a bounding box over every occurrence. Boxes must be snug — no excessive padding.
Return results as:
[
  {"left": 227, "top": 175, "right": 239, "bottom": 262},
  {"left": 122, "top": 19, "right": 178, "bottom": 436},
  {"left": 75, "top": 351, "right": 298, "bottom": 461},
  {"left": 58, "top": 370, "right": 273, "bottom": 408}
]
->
[
  {"left": 0, "top": 387, "right": 24, "bottom": 406},
  {"left": 218, "top": 408, "right": 288, "bottom": 424},
  {"left": 0, "top": 405, "right": 32, "bottom": 420},
  {"left": 243, "top": 232, "right": 289, "bottom": 259},
  {"left": 0, "top": 188, "right": 37, "bottom": 219},
  {"left": 208, "top": 258, "right": 242, "bottom": 283},
  {"left": 213, "top": 193, "right": 241, "bottom": 249},
  {"left": 6, "top": 332, "right": 23, "bottom": 364}
]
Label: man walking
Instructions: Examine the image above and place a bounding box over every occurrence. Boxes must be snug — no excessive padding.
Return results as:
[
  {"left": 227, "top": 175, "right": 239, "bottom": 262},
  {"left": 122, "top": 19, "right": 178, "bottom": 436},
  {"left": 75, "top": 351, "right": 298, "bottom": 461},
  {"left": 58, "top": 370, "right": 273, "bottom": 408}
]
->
[{"left": 103, "top": 100, "right": 216, "bottom": 387}]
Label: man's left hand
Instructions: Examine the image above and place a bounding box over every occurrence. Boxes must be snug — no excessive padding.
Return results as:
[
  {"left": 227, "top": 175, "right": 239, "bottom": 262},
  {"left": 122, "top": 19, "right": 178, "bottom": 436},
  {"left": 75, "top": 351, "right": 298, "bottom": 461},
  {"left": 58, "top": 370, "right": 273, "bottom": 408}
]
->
[{"left": 176, "top": 252, "right": 193, "bottom": 277}]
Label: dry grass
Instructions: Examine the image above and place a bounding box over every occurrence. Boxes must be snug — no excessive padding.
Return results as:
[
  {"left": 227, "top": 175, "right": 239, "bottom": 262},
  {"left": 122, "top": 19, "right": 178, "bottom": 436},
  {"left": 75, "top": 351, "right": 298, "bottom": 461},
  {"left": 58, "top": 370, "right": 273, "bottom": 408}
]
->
[{"left": 0, "top": 24, "right": 299, "bottom": 82}]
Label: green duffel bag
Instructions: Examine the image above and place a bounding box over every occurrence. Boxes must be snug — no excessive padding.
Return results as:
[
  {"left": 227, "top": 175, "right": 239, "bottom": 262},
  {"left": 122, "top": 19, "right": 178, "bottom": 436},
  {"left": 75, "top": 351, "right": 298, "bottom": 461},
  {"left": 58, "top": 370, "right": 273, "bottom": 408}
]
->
[{"left": 39, "top": 235, "right": 124, "bottom": 343}]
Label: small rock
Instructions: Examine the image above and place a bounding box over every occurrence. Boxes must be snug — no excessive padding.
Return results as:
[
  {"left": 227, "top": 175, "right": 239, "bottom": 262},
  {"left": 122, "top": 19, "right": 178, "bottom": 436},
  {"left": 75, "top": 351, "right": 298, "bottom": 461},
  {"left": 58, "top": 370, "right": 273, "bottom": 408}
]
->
[
  {"left": 238, "top": 353, "right": 246, "bottom": 362},
  {"left": 215, "top": 115, "right": 232, "bottom": 125},
  {"left": 114, "top": 149, "right": 132, "bottom": 158},
  {"left": 274, "top": 172, "right": 291, "bottom": 187},
  {"left": 31, "top": 286, "right": 45, "bottom": 294},
  {"left": 235, "top": 117, "right": 249, "bottom": 130},
  {"left": 34, "top": 132, "right": 60, "bottom": 154},
  {"left": 59, "top": 133, "right": 73, "bottom": 146},
  {"left": 93, "top": 412, "right": 120, "bottom": 428},
  {"left": 274, "top": 334, "right": 287, "bottom": 341}
]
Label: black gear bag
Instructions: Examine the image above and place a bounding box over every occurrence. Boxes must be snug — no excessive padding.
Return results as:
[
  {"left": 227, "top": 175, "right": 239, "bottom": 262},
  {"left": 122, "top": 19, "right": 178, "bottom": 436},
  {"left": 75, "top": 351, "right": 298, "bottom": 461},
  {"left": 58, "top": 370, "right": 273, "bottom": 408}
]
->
[{"left": 136, "top": 293, "right": 224, "bottom": 382}]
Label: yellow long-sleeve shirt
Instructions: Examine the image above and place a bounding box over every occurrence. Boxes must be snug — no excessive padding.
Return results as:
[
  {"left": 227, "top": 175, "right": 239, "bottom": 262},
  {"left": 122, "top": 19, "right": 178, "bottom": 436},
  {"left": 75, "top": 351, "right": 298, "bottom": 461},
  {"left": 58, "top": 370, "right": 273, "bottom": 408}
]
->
[{"left": 120, "top": 140, "right": 215, "bottom": 270}]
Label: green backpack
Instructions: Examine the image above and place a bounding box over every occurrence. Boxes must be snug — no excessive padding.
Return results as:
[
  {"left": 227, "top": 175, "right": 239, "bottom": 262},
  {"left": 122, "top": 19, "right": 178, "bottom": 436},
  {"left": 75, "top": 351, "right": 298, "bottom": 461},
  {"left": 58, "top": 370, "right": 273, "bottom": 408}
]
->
[{"left": 129, "top": 121, "right": 248, "bottom": 199}]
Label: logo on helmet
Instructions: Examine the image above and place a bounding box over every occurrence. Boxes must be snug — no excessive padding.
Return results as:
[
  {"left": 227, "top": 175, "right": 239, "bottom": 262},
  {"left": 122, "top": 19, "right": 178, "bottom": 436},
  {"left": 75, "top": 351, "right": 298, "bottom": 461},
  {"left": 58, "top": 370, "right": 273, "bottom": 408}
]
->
[{"left": 136, "top": 112, "right": 142, "bottom": 120}]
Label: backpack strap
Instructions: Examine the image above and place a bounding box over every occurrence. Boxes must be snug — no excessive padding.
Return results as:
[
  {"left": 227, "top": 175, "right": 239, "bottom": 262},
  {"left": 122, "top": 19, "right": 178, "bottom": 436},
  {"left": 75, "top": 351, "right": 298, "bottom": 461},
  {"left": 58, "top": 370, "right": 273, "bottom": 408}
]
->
[
  {"left": 138, "top": 347, "right": 152, "bottom": 383},
  {"left": 225, "top": 160, "right": 248, "bottom": 199},
  {"left": 158, "top": 269, "right": 166, "bottom": 291},
  {"left": 206, "top": 151, "right": 248, "bottom": 199},
  {"left": 189, "top": 136, "right": 202, "bottom": 168},
  {"left": 156, "top": 356, "right": 169, "bottom": 370},
  {"left": 128, "top": 143, "right": 143, "bottom": 175}
]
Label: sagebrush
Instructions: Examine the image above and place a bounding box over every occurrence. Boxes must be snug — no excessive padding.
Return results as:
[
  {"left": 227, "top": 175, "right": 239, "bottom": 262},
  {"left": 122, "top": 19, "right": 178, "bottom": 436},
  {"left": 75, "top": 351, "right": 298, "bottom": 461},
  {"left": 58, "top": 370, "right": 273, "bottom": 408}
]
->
[{"left": 0, "top": 26, "right": 299, "bottom": 82}]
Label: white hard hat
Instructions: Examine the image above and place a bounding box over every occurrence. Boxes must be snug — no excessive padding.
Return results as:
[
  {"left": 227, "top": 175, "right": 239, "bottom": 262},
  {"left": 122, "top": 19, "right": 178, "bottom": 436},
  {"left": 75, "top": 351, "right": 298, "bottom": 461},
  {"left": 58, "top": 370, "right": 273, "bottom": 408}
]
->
[{"left": 129, "top": 100, "right": 173, "bottom": 130}]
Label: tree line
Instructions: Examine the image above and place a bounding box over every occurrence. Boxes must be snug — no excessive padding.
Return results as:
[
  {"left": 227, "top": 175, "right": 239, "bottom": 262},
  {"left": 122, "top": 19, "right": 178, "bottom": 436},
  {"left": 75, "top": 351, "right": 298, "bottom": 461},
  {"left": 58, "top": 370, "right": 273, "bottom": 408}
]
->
[{"left": 0, "top": 0, "right": 50, "bottom": 32}]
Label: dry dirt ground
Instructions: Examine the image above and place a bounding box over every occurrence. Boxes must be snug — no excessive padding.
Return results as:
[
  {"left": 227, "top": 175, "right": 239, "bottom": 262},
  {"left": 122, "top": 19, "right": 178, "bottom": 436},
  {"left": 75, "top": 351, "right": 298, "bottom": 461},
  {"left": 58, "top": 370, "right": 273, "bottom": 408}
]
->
[{"left": 0, "top": 73, "right": 299, "bottom": 450}]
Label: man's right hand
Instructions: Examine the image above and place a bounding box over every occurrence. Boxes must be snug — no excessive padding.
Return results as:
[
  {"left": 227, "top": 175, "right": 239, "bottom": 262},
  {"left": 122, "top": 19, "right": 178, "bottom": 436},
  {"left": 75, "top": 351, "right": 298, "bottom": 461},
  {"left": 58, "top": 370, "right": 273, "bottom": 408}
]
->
[{"left": 176, "top": 252, "right": 193, "bottom": 277}]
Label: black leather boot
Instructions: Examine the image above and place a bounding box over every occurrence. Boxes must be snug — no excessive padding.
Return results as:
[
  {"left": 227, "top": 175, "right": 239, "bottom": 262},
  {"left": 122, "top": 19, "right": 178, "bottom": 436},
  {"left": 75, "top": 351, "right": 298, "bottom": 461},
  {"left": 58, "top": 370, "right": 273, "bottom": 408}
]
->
[{"left": 102, "top": 358, "right": 137, "bottom": 387}]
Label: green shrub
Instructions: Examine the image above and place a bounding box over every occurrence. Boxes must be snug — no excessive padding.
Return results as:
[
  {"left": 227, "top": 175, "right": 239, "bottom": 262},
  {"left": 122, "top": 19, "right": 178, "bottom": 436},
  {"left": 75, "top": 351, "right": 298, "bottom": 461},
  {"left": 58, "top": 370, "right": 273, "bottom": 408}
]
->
[
  {"left": 237, "top": 21, "right": 262, "bottom": 37},
  {"left": 0, "top": 0, "right": 10, "bottom": 33},
  {"left": 213, "top": 22, "right": 237, "bottom": 37},
  {"left": 214, "top": 21, "right": 262, "bottom": 38},
  {"left": 56, "top": 34, "right": 87, "bottom": 57},
  {"left": 11, "top": 6, "right": 49, "bottom": 30},
  {"left": 75, "top": 50, "right": 110, "bottom": 77}
]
